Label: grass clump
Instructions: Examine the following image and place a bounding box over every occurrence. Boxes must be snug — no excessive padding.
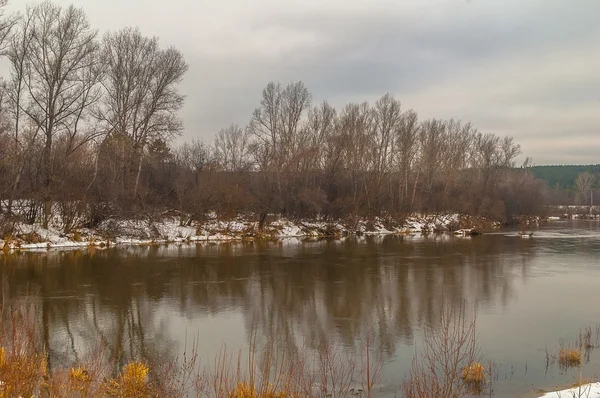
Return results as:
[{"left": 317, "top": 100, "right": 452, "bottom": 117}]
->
[
  {"left": 559, "top": 348, "right": 582, "bottom": 367},
  {"left": 68, "top": 366, "right": 92, "bottom": 393},
  {"left": 72, "top": 230, "right": 83, "bottom": 242},
  {"left": 104, "top": 361, "right": 152, "bottom": 398},
  {"left": 462, "top": 362, "right": 486, "bottom": 385},
  {"left": 0, "top": 345, "right": 48, "bottom": 397},
  {"left": 228, "top": 382, "right": 298, "bottom": 398}
]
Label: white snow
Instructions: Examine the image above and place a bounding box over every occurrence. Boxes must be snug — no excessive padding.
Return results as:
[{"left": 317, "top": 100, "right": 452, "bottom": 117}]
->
[
  {"left": 539, "top": 382, "right": 600, "bottom": 398},
  {"left": 0, "top": 212, "right": 497, "bottom": 252}
]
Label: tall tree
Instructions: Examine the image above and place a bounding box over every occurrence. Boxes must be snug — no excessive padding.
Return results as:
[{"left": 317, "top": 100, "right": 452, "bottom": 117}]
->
[
  {"left": 99, "top": 27, "right": 188, "bottom": 200},
  {"left": 20, "top": 2, "right": 102, "bottom": 227},
  {"left": 574, "top": 171, "right": 595, "bottom": 205},
  {"left": 395, "top": 109, "right": 420, "bottom": 212},
  {"left": 214, "top": 124, "right": 252, "bottom": 172},
  {"left": 249, "top": 81, "right": 311, "bottom": 225},
  {"left": 3, "top": 10, "right": 35, "bottom": 215},
  {"left": 0, "top": 0, "right": 17, "bottom": 53}
]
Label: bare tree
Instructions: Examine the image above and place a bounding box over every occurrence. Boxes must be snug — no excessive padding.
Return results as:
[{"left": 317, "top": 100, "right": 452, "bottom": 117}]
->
[
  {"left": 174, "top": 139, "right": 218, "bottom": 225},
  {"left": 214, "top": 124, "right": 252, "bottom": 172},
  {"left": 574, "top": 171, "right": 595, "bottom": 206},
  {"left": 249, "top": 81, "right": 311, "bottom": 226},
  {"left": 395, "top": 109, "right": 420, "bottom": 212},
  {"left": 0, "top": 0, "right": 18, "bottom": 54},
  {"left": 20, "top": 2, "right": 102, "bottom": 227},
  {"left": 99, "top": 27, "right": 188, "bottom": 200},
  {"left": 3, "top": 10, "right": 35, "bottom": 215},
  {"left": 417, "top": 119, "right": 446, "bottom": 211},
  {"left": 306, "top": 101, "right": 336, "bottom": 169},
  {"left": 373, "top": 94, "right": 401, "bottom": 176}
]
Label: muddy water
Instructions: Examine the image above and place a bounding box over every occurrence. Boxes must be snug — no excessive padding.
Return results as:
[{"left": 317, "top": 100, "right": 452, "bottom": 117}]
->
[{"left": 1, "top": 220, "right": 600, "bottom": 397}]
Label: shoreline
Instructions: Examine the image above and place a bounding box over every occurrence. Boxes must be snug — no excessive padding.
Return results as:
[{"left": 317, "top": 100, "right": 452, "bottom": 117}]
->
[
  {"left": 521, "top": 382, "right": 600, "bottom": 398},
  {"left": 1, "top": 213, "right": 499, "bottom": 252}
]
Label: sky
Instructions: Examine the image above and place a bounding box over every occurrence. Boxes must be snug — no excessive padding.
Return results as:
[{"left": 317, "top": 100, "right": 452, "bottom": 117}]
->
[{"left": 6, "top": 0, "right": 600, "bottom": 165}]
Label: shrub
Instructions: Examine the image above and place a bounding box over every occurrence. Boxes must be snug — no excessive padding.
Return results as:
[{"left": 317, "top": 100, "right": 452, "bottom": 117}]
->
[
  {"left": 402, "top": 300, "right": 485, "bottom": 398},
  {"left": 0, "top": 345, "right": 48, "bottom": 397}
]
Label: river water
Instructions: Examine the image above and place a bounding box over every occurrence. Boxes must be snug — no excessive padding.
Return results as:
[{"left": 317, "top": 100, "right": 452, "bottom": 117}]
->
[{"left": 1, "top": 220, "right": 600, "bottom": 397}]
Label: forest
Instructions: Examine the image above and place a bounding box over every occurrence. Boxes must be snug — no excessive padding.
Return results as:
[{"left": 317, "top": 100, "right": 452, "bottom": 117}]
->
[
  {"left": 0, "top": 1, "right": 547, "bottom": 234},
  {"left": 531, "top": 165, "right": 599, "bottom": 205}
]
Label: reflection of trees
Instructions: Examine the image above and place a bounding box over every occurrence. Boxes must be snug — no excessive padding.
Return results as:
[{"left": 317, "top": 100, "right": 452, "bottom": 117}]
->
[
  {"left": 1, "top": 249, "right": 178, "bottom": 373},
  {"left": 1, "top": 235, "right": 538, "bottom": 367}
]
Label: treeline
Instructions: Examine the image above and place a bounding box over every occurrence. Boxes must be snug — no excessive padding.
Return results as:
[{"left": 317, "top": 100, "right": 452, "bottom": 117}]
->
[
  {"left": 530, "top": 165, "right": 600, "bottom": 189},
  {"left": 0, "top": 1, "right": 546, "bottom": 232},
  {"left": 530, "top": 165, "right": 599, "bottom": 205}
]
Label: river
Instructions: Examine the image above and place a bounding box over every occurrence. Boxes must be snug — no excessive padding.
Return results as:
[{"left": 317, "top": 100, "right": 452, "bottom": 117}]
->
[{"left": 1, "top": 220, "right": 599, "bottom": 397}]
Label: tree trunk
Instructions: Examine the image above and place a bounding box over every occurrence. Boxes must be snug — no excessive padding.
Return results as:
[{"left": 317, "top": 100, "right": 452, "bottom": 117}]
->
[
  {"left": 258, "top": 211, "right": 268, "bottom": 231},
  {"left": 411, "top": 168, "right": 420, "bottom": 213},
  {"left": 133, "top": 150, "right": 144, "bottom": 199},
  {"left": 42, "top": 132, "right": 53, "bottom": 228}
]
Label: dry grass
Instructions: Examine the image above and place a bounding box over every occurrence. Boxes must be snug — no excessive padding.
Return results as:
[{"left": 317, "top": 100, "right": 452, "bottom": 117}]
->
[
  {"left": 103, "top": 362, "right": 153, "bottom": 398},
  {"left": 227, "top": 382, "right": 299, "bottom": 398},
  {"left": 402, "top": 299, "right": 488, "bottom": 398},
  {"left": 558, "top": 348, "right": 582, "bottom": 368},
  {"left": 200, "top": 320, "right": 380, "bottom": 398},
  {"left": 462, "top": 362, "right": 486, "bottom": 385},
  {"left": 0, "top": 296, "right": 380, "bottom": 398},
  {"left": 73, "top": 230, "right": 83, "bottom": 242},
  {"left": 0, "top": 345, "right": 48, "bottom": 397}
]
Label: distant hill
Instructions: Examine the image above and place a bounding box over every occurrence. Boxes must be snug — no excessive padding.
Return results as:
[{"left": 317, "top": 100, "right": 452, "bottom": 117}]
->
[{"left": 529, "top": 165, "right": 600, "bottom": 189}]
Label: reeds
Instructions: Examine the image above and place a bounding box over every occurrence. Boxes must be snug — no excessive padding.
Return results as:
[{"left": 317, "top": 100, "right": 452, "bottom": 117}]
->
[
  {"left": 401, "top": 300, "right": 488, "bottom": 398},
  {"left": 0, "top": 299, "right": 381, "bottom": 397},
  {"left": 558, "top": 348, "right": 582, "bottom": 368}
]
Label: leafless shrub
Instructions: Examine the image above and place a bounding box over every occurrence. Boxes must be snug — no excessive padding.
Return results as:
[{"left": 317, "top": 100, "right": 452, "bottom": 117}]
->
[
  {"left": 58, "top": 201, "right": 87, "bottom": 233},
  {"left": 402, "top": 300, "right": 486, "bottom": 398}
]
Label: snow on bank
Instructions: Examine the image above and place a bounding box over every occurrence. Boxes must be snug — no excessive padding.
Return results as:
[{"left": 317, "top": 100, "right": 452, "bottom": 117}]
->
[
  {"left": 539, "top": 382, "right": 600, "bottom": 397},
  {"left": 0, "top": 213, "right": 498, "bottom": 251}
]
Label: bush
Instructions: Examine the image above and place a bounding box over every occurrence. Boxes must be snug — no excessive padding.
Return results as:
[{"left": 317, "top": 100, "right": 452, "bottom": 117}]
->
[{"left": 402, "top": 300, "right": 486, "bottom": 398}]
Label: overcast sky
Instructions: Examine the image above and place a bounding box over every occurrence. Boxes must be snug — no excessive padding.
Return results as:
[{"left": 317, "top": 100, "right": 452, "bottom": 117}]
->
[{"left": 7, "top": 0, "right": 600, "bottom": 165}]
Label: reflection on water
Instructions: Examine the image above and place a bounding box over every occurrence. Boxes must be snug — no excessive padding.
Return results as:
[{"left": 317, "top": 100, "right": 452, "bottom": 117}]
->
[{"left": 1, "top": 220, "right": 600, "bottom": 396}]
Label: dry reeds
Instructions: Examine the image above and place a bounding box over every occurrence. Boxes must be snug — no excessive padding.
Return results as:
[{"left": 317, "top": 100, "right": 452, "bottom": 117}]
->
[
  {"left": 401, "top": 299, "right": 487, "bottom": 398},
  {"left": 462, "top": 362, "right": 486, "bottom": 385},
  {"left": 202, "top": 320, "right": 380, "bottom": 398},
  {"left": 558, "top": 348, "right": 582, "bottom": 368},
  {"left": 0, "top": 297, "right": 381, "bottom": 397}
]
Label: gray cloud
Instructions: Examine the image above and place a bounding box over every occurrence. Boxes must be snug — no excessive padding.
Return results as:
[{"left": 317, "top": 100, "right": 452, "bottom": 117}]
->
[{"left": 6, "top": 0, "right": 600, "bottom": 165}]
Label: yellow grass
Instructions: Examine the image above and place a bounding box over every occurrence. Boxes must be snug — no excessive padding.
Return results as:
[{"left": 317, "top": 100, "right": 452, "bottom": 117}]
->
[
  {"left": 462, "top": 362, "right": 486, "bottom": 385},
  {"left": 73, "top": 230, "right": 83, "bottom": 242},
  {"left": 0, "top": 295, "right": 381, "bottom": 398},
  {"left": 558, "top": 348, "right": 582, "bottom": 367},
  {"left": 228, "top": 382, "right": 299, "bottom": 398},
  {"left": 0, "top": 345, "right": 48, "bottom": 397},
  {"left": 104, "top": 361, "right": 152, "bottom": 398}
]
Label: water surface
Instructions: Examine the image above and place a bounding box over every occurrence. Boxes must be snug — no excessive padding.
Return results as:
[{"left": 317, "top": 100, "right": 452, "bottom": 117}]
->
[{"left": 2, "top": 220, "right": 600, "bottom": 397}]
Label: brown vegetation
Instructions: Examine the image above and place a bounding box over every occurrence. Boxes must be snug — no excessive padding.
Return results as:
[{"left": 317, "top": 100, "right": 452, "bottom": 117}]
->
[
  {"left": 402, "top": 300, "right": 487, "bottom": 398},
  {"left": 0, "top": 1, "right": 546, "bottom": 232},
  {"left": 558, "top": 348, "right": 582, "bottom": 368},
  {"left": 0, "top": 292, "right": 382, "bottom": 397}
]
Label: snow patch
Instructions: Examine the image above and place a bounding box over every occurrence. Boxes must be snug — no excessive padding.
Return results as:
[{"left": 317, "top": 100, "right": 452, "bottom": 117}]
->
[
  {"left": 539, "top": 382, "right": 600, "bottom": 398},
  {"left": 0, "top": 213, "right": 498, "bottom": 252}
]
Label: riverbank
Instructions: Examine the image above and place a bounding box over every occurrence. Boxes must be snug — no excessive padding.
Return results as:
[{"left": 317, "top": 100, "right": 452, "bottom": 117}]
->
[
  {"left": 1, "top": 212, "right": 499, "bottom": 251},
  {"left": 535, "top": 382, "right": 600, "bottom": 397},
  {"left": 547, "top": 205, "right": 600, "bottom": 220}
]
